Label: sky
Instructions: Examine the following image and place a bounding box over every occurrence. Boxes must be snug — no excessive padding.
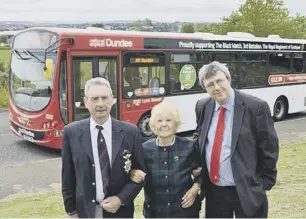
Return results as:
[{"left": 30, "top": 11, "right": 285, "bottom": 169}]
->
[{"left": 0, "top": 0, "right": 305, "bottom": 23}]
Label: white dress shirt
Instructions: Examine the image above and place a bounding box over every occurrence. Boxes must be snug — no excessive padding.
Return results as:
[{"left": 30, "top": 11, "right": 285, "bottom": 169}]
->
[{"left": 90, "top": 116, "right": 112, "bottom": 202}]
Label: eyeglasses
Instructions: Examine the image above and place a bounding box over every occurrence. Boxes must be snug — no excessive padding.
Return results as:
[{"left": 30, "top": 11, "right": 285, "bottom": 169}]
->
[{"left": 206, "top": 78, "right": 227, "bottom": 89}]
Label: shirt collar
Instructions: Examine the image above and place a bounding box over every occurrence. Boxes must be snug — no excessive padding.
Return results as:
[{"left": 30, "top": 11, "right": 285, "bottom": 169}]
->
[
  {"left": 215, "top": 88, "right": 235, "bottom": 112},
  {"left": 156, "top": 136, "right": 176, "bottom": 146},
  {"left": 90, "top": 116, "right": 112, "bottom": 132}
]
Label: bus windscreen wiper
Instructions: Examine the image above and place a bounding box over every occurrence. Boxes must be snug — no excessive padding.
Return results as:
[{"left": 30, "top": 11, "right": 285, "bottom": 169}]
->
[
  {"left": 23, "top": 50, "right": 44, "bottom": 63},
  {"left": 12, "top": 49, "right": 30, "bottom": 60}
]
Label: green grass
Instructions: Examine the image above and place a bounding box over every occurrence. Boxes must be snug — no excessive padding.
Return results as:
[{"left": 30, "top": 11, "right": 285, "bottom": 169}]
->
[
  {"left": 0, "top": 143, "right": 306, "bottom": 218},
  {"left": 0, "top": 48, "right": 10, "bottom": 107},
  {"left": 0, "top": 86, "right": 8, "bottom": 107},
  {"left": 267, "top": 143, "right": 306, "bottom": 218}
]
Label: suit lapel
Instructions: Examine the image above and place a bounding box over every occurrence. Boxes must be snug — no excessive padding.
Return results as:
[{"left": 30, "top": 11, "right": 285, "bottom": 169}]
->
[
  {"left": 111, "top": 119, "right": 123, "bottom": 165},
  {"left": 200, "top": 100, "right": 214, "bottom": 154},
  {"left": 231, "top": 90, "right": 245, "bottom": 157},
  {"left": 79, "top": 118, "right": 94, "bottom": 163}
]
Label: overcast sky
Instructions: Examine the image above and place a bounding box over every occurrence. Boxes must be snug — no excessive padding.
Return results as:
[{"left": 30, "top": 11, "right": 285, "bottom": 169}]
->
[{"left": 0, "top": 0, "right": 305, "bottom": 23}]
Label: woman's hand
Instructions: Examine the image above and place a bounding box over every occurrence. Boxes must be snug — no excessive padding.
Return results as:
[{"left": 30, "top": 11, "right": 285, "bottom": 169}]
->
[
  {"left": 181, "top": 183, "right": 200, "bottom": 208},
  {"left": 130, "top": 169, "right": 146, "bottom": 183}
]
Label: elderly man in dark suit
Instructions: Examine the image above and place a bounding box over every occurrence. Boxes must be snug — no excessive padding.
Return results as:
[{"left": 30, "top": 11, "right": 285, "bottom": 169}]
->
[
  {"left": 194, "top": 61, "right": 279, "bottom": 218},
  {"left": 61, "top": 77, "right": 146, "bottom": 218}
]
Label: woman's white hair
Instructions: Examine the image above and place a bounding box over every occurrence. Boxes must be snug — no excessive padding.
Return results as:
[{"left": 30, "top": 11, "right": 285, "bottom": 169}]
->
[{"left": 149, "top": 102, "right": 181, "bottom": 135}]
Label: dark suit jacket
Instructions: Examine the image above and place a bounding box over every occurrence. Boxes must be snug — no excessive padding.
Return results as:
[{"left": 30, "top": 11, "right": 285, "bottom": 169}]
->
[
  {"left": 194, "top": 89, "right": 279, "bottom": 217},
  {"left": 61, "top": 117, "right": 147, "bottom": 218}
]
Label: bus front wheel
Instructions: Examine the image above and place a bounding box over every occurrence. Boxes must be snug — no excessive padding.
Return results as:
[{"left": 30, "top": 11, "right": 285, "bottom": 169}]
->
[
  {"left": 273, "top": 97, "right": 288, "bottom": 121},
  {"left": 138, "top": 113, "right": 154, "bottom": 139}
]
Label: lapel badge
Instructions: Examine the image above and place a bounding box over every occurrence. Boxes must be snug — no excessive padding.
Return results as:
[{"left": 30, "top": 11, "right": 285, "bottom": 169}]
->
[
  {"left": 122, "top": 150, "right": 132, "bottom": 173},
  {"left": 174, "top": 156, "right": 179, "bottom": 162},
  {"left": 123, "top": 153, "right": 131, "bottom": 159},
  {"left": 123, "top": 154, "right": 132, "bottom": 173}
]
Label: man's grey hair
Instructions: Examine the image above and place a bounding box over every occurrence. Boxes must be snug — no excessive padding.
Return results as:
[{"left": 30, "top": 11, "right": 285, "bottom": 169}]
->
[
  {"left": 198, "top": 61, "right": 231, "bottom": 88},
  {"left": 84, "top": 77, "right": 113, "bottom": 96}
]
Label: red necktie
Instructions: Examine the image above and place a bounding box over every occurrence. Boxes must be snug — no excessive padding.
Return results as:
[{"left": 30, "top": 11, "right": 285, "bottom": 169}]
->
[{"left": 210, "top": 106, "right": 226, "bottom": 184}]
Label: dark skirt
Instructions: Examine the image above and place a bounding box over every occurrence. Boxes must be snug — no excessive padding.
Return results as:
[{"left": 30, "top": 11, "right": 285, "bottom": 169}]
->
[{"left": 143, "top": 194, "right": 201, "bottom": 218}]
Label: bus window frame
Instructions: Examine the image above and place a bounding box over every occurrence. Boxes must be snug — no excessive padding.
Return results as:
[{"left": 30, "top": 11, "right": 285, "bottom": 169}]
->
[
  {"left": 292, "top": 52, "right": 306, "bottom": 73},
  {"left": 121, "top": 51, "right": 167, "bottom": 99},
  {"left": 268, "top": 52, "right": 292, "bottom": 75},
  {"left": 169, "top": 51, "right": 206, "bottom": 95},
  {"left": 239, "top": 51, "right": 268, "bottom": 89}
]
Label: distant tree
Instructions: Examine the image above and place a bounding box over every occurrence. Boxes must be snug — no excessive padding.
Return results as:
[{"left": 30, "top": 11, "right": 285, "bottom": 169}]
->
[
  {"left": 0, "top": 61, "right": 8, "bottom": 87},
  {"left": 143, "top": 18, "right": 153, "bottom": 26},
  {"left": 91, "top": 23, "right": 104, "bottom": 28},
  {"left": 221, "top": 0, "right": 297, "bottom": 37},
  {"left": 291, "top": 13, "right": 306, "bottom": 39},
  {"left": 181, "top": 24, "right": 195, "bottom": 33},
  {"left": 195, "top": 23, "right": 220, "bottom": 33},
  {"left": 0, "top": 61, "right": 5, "bottom": 72},
  {"left": 196, "top": 0, "right": 306, "bottom": 38},
  {"left": 0, "top": 36, "right": 8, "bottom": 44},
  {"left": 131, "top": 19, "right": 154, "bottom": 32}
]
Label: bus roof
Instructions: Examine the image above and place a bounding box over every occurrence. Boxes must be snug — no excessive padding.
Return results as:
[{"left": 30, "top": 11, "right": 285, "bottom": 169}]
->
[{"left": 19, "top": 26, "right": 306, "bottom": 44}]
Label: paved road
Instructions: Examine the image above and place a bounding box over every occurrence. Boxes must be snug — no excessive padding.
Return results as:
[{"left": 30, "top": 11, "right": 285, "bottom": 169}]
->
[
  {"left": 0, "top": 110, "right": 305, "bottom": 200},
  {"left": 0, "top": 111, "right": 60, "bottom": 167}
]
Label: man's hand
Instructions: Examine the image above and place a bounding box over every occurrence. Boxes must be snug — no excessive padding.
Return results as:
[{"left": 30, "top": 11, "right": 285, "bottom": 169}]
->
[
  {"left": 192, "top": 167, "right": 202, "bottom": 177},
  {"left": 101, "top": 196, "right": 122, "bottom": 213},
  {"left": 130, "top": 169, "right": 146, "bottom": 183},
  {"left": 181, "top": 183, "right": 200, "bottom": 208}
]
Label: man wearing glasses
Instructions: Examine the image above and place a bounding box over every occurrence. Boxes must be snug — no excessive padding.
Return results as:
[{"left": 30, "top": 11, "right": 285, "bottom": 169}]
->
[{"left": 193, "top": 61, "right": 279, "bottom": 218}]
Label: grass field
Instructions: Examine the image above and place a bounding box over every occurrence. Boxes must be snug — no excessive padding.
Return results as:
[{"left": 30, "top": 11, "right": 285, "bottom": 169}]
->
[
  {"left": 0, "top": 143, "right": 305, "bottom": 218},
  {"left": 0, "top": 48, "right": 10, "bottom": 107}
]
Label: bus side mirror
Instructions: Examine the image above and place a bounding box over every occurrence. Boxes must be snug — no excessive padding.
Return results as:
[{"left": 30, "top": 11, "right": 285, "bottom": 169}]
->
[{"left": 43, "top": 59, "right": 53, "bottom": 79}]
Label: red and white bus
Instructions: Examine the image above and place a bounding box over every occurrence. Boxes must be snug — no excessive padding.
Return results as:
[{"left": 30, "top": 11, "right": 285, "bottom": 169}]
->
[{"left": 8, "top": 27, "right": 306, "bottom": 149}]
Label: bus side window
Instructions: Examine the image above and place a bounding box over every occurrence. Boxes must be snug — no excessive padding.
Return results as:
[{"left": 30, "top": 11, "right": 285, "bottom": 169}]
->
[
  {"left": 269, "top": 53, "right": 291, "bottom": 74},
  {"left": 293, "top": 53, "right": 303, "bottom": 73},
  {"left": 170, "top": 53, "right": 204, "bottom": 94},
  {"left": 240, "top": 52, "right": 266, "bottom": 88},
  {"left": 122, "top": 52, "right": 166, "bottom": 98}
]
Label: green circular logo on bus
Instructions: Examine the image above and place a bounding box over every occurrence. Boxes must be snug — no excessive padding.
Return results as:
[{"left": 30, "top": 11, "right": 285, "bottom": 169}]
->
[{"left": 179, "top": 64, "right": 196, "bottom": 90}]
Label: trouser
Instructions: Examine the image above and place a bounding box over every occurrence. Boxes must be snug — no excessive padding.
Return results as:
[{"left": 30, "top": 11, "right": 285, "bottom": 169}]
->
[
  {"left": 205, "top": 183, "right": 268, "bottom": 218},
  {"left": 95, "top": 203, "right": 103, "bottom": 218}
]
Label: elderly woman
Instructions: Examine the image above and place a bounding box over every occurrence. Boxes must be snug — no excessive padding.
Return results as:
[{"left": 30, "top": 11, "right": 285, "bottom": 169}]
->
[{"left": 130, "top": 102, "right": 202, "bottom": 218}]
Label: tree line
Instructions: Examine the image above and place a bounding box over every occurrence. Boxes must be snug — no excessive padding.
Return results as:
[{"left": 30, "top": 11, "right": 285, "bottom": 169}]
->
[{"left": 181, "top": 0, "right": 306, "bottom": 39}]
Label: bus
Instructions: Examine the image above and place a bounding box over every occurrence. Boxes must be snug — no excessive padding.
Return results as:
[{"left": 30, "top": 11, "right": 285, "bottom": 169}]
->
[{"left": 8, "top": 27, "right": 306, "bottom": 149}]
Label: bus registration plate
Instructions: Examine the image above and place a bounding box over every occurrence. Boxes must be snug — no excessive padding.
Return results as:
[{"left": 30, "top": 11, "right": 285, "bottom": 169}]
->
[{"left": 22, "top": 135, "right": 34, "bottom": 142}]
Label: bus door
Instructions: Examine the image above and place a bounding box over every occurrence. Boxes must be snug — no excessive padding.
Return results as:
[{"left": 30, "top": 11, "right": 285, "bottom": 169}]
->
[{"left": 67, "top": 52, "right": 119, "bottom": 122}]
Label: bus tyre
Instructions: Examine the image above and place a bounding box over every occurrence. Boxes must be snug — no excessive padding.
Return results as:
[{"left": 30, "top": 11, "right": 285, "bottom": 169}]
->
[
  {"left": 273, "top": 97, "right": 287, "bottom": 121},
  {"left": 138, "top": 114, "right": 154, "bottom": 140}
]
